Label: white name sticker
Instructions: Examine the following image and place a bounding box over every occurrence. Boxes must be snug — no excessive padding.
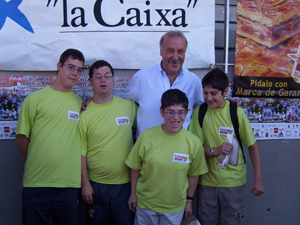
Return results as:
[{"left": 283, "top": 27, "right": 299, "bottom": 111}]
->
[
  {"left": 115, "top": 117, "right": 130, "bottom": 125},
  {"left": 219, "top": 127, "right": 234, "bottom": 136},
  {"left": 68, "top": 111, "right": 79, "bottom": 121},
  {"left": 173, "top": 153, "right": 189, "bottom": 164}
]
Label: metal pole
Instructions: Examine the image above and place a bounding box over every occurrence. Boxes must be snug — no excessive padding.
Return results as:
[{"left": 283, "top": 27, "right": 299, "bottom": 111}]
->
[{"left": 224, "top": 0, "right": 230, "bottom": 74}]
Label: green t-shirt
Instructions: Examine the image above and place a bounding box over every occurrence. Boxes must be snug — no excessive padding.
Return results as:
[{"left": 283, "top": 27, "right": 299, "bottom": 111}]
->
[
  {"left": 189, "top": 100, "right": 256, "bottom": 187},
  {"left": 125, "top": 125, "right": 208, "bottom": 213},
  {"left": 16, "top": 86, "right": 82, "bottom": 188},
  {"left": 80, "top": 96, "right": 137, "bottom": 184}
]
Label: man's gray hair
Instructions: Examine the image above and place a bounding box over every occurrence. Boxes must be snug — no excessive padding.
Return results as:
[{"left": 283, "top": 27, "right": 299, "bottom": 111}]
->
[{"left": 159, "top": 30, "right": 188, "bottom": 50}]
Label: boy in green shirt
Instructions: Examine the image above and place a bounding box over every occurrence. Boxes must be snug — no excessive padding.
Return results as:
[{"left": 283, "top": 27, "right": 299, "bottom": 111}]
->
[
  {"left": 189, "top": 68, "right": 264, "bottom": 225},
  {"left": 16, "top": 49, "right": 85, "bottom": 225},
  {"left": 79, "top": 60, "right": 137, "bottom": 225},
  {"left": 126, "top": 89, "right": 208, "bottom": 225}
]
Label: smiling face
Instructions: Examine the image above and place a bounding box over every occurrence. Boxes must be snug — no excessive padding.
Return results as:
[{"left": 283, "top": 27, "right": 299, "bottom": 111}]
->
[
  {"left": 90, "top": 66, "right": 114, "bottom": 98},
  {"left": 160, "top": 35, "right": 186, "bottom": 77},
  {"left": 160, "top": 104, "right": 187, "bottom": 134},
  {"left": 56, "top": 57, "right": 83, "bottom": 92},
  {"left": 203, "top": 85, "right": 229, "bottom": 109}
]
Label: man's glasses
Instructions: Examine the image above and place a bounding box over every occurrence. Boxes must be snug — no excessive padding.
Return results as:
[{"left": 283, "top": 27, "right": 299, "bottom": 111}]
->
[
  {"left": 163, "top": 111, "right": 187, "bottom": 117},
  {"left": 63, "top": 64, "right": 83, "bottom": 75},
  {"left": 92, "top": 73, "right": 113, "bottom": 80}
]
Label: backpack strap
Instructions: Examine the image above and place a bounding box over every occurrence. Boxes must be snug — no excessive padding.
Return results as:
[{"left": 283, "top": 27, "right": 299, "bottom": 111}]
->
[
  {"left": 198, "top": 102, "right": 208, "bottom": 129},
  {"left": 229, "top": 101, "right": 246, "bottom": 163}
]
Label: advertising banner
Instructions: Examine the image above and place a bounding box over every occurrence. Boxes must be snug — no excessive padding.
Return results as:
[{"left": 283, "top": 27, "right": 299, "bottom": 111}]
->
[
  {"left": 1, "top": 75, "right": 300, "bottom": 140},
  {"left": 0, "top": 0, "right": 215, "bottom": 70},
  {"left": 233, "top": 0, "right": 300, "bottom": 98},
  {"left": 0, "top": 75, "right": 131, "bottom": 139}
]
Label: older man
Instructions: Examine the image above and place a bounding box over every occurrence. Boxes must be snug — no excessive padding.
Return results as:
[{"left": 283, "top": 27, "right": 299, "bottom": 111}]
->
[{"left": 121, "top": 30, "right": 203, "bottom": 137}]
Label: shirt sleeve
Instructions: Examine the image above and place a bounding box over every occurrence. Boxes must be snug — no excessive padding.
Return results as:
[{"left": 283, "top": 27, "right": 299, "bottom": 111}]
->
[
  {"left": 237, "top": 107, "right": 256, "bottom": 148},
  {"left": 121, "top": 73, "right": 138, "bottom": 102},
  {"left": 188, "top": 105, "right": 205, "bottom": 144},
  {"left": 79, "top": 117, "right": 88, "bottom": 156},
  {"left": 193, "top": 79, "right": 204, "bottom": 108},
  {"left": 125, "top": 134, "right": 144, "bottom": 170},
  {"left": 16, "top": 96, "right": 36, "bottom": 138},
  {"left": 188, "top": 142, "right": 208, "bottom": 176}
]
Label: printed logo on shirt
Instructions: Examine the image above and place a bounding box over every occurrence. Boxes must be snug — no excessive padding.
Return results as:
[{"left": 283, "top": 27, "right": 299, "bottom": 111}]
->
[
  {"left": 173, "top": 153, "right": 189, "bottom": 164},
  {"left": 68, "top": 111, "right": 79, "bottom": 121},
  {"left": 115, "top": 117, "right": 130, "bottom": 125},
  {"left": 219, "top": 127, "right": 234, "bottom": 136}
]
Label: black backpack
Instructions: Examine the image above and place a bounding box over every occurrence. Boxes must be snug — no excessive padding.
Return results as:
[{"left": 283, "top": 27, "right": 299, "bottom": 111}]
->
[{"left": 198, "top": 101, "right": 246, "bottom": 163}]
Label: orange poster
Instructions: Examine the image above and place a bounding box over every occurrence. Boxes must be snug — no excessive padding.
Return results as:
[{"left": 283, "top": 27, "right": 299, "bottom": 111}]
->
[{"left": 233, "top": 0, "right": 300, "bottom": 98}]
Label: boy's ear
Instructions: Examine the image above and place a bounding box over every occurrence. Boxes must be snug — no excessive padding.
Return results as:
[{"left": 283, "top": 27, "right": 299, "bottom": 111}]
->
[
  {"left": 57, "top": 62, "right": 62, "bottom": 71},
  {"left": 160, "top": 108, "right": 164, "bottom": 117},
  {"left": 223, "top": 87, "right": 229, "bottom": 96}
]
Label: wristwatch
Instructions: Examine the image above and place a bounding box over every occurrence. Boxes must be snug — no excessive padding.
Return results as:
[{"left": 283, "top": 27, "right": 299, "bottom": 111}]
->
[{"left": 209, "top": 147, "right": 217, "bottom": 157}]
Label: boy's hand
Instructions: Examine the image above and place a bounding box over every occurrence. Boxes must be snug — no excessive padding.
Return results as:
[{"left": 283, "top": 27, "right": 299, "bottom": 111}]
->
[
  {"left": 128, "top": 193, "right": 137, "bottom": 212},
  {"left": 226, "top": 98, "right": 241, "bottom": 107},
  {"left": 184, "top": 200, "right": 193, "bottom": 218},
  {"left": 80, "top": 98, "right": 92, "bottom": 113},
  {"left": 81, "top": 183, "right": 94, "bottom": 205},
  {"left": 215, "top": 142, "right": 233, "bottom": 156},
  {"left": 251, "top": 180, "right": 264, "bottom": 196}
]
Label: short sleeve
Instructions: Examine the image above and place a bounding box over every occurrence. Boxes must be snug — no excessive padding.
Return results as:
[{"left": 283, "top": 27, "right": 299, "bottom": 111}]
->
[
  {"left": 188, "top": 141, "right": 208, "bottom": 176},
  {"left": 121, "top": 73, "right": 138, "bottom": 102},
  {"left": 79, "top": 119, "right": 88, "bottom": 156},
  {"left": 188, "top": 105, "right": 205, "bottom": 144},
  {"left": 16, "top": 96, "right": 36, "bottom": 138},
  {"left": 125, "top": 134, "right": 144, "bottom": 170}
]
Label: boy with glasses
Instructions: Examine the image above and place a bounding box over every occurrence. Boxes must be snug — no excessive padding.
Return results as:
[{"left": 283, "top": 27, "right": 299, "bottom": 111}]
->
[
  {"left": 16, "top": 49, "right": 85, "bottom": 225},
  {"left": 125, "top": 89, "right": 208, "bottom": 225},
  {"left": 79, "top": 60, "right": 137, "bottom": 225}
]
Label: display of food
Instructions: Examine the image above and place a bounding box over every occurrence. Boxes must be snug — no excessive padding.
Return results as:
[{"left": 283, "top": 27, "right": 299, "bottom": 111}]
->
[
  {"left": 237, "top": 0, "right": 300, "bottom": 48},
  {"left": 235, "top": 34, "right": 299, "bottom": 77}
]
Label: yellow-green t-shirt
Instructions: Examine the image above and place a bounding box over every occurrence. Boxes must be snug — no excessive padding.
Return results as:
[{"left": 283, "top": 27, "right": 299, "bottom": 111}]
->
[
  {"left": 16, "top": 86, "right": 82, "bottom": 188},
  {"left": 189, "top": 100, "right": 256, "bottom": 187},
  {"left": 80, "top": 96, "right": 137, "bottom": 184},
  {"left": 125, "top": 125, "right": 208, "bottom": 213}
]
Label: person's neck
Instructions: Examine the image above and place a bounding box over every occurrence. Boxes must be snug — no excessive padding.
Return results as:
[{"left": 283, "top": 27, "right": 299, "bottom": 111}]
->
[
  {"left": 219, "top": 99, "right": 227, "bottom": 109},
  {"left": 93, "top": 94, "right": 113, "bottom": 104},
  {"left": 167, "top": 74, "right": 178, "bottom": 86},
  {"left": 161, "top": 63, "right": 181, "bottom": 86},
  {"left": 50, "top": 81, "right": 71, "bottom": 92}
]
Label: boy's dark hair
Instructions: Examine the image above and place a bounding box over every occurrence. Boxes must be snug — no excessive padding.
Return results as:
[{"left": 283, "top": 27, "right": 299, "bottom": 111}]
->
[
  {"left": 89, "top": 60, "right": 114, "bottom": 78},
  {"left": 202, "top": 68, "right": 229, "bottom": 94},
  {"left": 59, "top": 49, "right": 85, "bottom": 65},
  {"left": 161, "top": 89, "right": 188, "bottom": 110}
]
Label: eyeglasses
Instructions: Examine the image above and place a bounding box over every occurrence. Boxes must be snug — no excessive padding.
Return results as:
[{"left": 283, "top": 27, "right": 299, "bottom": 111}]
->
[
  {"left": 163, "top": 111, "right": 187, "bottom": 117},
  {"left": 92, "top": 73, "right": 113, "bottom": 80},
  {"left": 63, "top": 64, "right": 83, "bottom": 75}
]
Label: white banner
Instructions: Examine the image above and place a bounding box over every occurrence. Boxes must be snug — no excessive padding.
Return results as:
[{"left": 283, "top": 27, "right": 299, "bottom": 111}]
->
[{"left": 0, "top": 0, "right": 215, "bottom": 71}]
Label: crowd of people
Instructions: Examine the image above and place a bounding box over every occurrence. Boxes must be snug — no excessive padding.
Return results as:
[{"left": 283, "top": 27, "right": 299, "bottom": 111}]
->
[{"left": 15, "top": 30, "right": 264, "bottom": 225}]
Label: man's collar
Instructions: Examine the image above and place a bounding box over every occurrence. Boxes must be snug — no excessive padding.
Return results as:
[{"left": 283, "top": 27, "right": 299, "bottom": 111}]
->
[{"left": 159, "top": 61, "right": 184, "bottom": 78}]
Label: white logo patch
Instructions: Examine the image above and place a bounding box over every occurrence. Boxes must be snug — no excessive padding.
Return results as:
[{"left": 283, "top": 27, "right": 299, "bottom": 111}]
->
[
  {"left": 115, "top": 117, "right": 130, "bottom": 125},
  {"left": 219, "top": 127, "right": 234, "bottom": 136},
  {"left": 173, "top": 153, "right": 189, "bottom": 164},
  {"left": 68, "top": 111, "right": 79, "bottom": 121}
]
